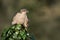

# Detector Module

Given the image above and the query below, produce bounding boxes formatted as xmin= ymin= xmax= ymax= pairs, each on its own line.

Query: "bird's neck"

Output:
xmin=21 ymin=12 xmax=26 ymax=15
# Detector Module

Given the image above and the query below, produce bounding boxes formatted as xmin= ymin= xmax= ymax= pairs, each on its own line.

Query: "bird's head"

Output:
xmin=20 ymin=9 xmax=29 ymax=14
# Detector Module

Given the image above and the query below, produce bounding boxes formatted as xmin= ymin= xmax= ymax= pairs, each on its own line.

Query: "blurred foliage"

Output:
xmin=1 ymin=24 xmax=29 ymax=40
xmin=0 ymin=0 xmax=60 ymax=40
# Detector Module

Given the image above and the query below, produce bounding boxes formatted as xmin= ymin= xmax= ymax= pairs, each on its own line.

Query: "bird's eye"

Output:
xmin=21 ymin=9 xmax=27 ymax=11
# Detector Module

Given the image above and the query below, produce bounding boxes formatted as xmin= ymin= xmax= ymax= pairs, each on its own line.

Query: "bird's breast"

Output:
xmin=16 ymin=14 xmax=26 ymax=24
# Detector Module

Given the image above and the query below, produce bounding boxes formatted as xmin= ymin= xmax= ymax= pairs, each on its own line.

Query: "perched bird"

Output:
xmin=12 ymin=9 xmax=29 ymax=30
xmin=1 ymin=9 xmax=35 ymax=40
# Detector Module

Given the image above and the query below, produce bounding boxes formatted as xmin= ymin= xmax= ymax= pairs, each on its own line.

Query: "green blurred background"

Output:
xmin=0 ymin=0 xmax=60 ymax=40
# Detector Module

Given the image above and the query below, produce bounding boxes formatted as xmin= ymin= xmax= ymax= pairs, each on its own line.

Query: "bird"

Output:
xmin=12 ymin=9 xmax=29 ymax=30
xmin=1 ymin=9 xmax=35 ymax=40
